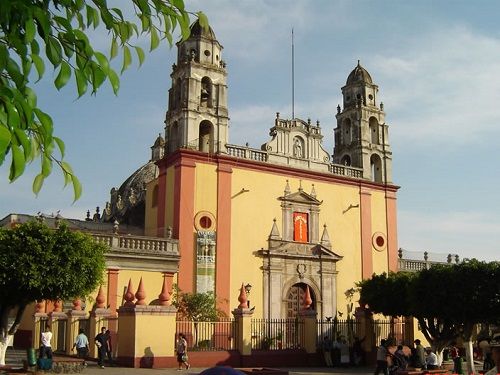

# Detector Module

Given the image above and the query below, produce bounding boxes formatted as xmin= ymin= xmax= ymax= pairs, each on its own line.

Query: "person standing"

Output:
xmin=39 ymin=326 xmax=53 ymax=359
xmin=374 ymin=339 xmax=388 ymax=375
xmin=95 ymin=327 xmax=107 ymax=369
xmin=485 ymin=333 xmax=500 ymax=375
xmin=176 ymin=333 xmax=190 ymax=371
xmin=321 ymin=336 xmax=333 ymax=367
xmin=72 ymin=328 xmax=89 ymax=366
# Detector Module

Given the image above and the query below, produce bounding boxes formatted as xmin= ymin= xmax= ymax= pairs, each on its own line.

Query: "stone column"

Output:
xmin=65 ymin=308 xmax=87 ymax=355
xmin=49 ymin=310 xmax=67 ymax=352
xmin=89 ymin=308 xmax=111 ymax=358
xmin=231 ymin=284 xmax=254 ymax=357
xmin=355 ymin=305 xmax=374 ymax=353
xmin=33 ymin=313 xmax=47 ymax=349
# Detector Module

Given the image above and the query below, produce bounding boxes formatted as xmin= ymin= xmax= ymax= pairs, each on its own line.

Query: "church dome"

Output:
xmin=346 ymin=61 xmax=373 ymax=85
xmin=190 ymin=19 xmax=217 ymax=39
xmin=103 ymin=161 xmax=158 ymax=227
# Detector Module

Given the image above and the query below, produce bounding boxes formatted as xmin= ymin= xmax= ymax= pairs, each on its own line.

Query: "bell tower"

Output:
xmin=165 ymin=21 xmax=229 ymax=155
xmin=333 ymin=61 xmax=392 ymax=183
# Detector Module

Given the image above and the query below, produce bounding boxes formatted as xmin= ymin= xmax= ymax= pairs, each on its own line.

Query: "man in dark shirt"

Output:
xmin=95 ymin=327 xmax=107 ymax=369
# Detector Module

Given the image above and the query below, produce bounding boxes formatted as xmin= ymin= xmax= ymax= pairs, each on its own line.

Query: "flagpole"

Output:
xmin=292 ymin=28 xmax=295 ymax=119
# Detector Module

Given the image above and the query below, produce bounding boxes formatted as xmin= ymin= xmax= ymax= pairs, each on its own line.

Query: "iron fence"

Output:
xmin=175 ymin=319 xmax=236 ymax=351
xmin=251 ymin=318 xmax=304 ymax=350
xmin=373 ymin=318 xmax=406 ymax=345
xmin=317 ymin=318 xmax=360 ymax=346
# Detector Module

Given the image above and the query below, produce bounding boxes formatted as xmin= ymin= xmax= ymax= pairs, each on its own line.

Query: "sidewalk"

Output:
xmin=80 ymin=362 xmax=374 ymax=375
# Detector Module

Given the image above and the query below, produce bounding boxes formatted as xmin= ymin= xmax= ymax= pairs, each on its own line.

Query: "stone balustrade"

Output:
xmin=91 ymin=233 xmax=179 ymax=256
xmin=226 ymin=144 xmax=364 ymax=178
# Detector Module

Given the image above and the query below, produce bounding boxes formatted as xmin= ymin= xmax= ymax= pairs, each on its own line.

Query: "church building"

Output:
xmin=132 ymin=21 xmax=399 ymax=319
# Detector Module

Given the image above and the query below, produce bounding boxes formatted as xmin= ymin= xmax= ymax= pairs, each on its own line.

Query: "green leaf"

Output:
xmin=0 ymin=125 xmax=12 ymax=165
xmin=41 ymin=155 xmax=52 ymax=177
xmin=171 ymin=0 xmax=185 ymax=11
xmin=90 ymin=64 xmax=106 ymax=93
xmin=71 ymin=174 xmax=82 ymax=202
xmin=75 ymin=69 xmax=88 ymax=97
xmin=134 ymin=46 xmax=145 ymax=67
xmin=94 ymin=51 xmax=109 ymax=74
xmin=31 ymin=39 xmax=40 ymax=55
xmin=110 ymin=8 xmax=124 ymax=20
xmin=33 ymin=7 xmax=50 ymax=39
xmin=25 ymin=18 xmax=36 ymax=43
xmin=121 ymin=45 xmax=131 ymax=73
xmin=140 ymin=14 xmax=150 ymax=32
xmin=108 ymin=69 xmax=120 ymax=95
xmin=30 ymin=54 xmax=45 ymax=82
xmin=197 ymin=12 xmax=209 ymax=31
xmin=179 ymin=12 xmax=191 ymax=40
xmin=53 ymin=137 xmax=65 ymax=158
xmin=33 ymin=173 xmax=45 ymax=195
xmin=25 ymin=87 xmax=37 ymax=108
xmin=14 ymin=129 xmax=31 ymax=160
xmin=55 ymin=61 xmax=71 ymax=90
xmin=46 ymin=37 xmax=63 ymax=67
xmin=6 ymin=102 xmax=20 ymax=129
xmin=61 ymin=161 xmax=74 ymax=186
xmin=110 ymin=37 xmax=118 ymax=60
xmin=9 ymin=144 xmax=25 ymax=181
xmin=150 ymin=27 xmax=159 ymax=51
xmin=34 ymin=109 xmax=53 ymax=139
xmin=0 ymin=44 xmax=7 ymax=72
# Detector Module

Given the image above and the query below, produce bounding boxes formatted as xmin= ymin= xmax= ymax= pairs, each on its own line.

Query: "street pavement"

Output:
xmin=80 ymin=362 xmax=374 ymax=375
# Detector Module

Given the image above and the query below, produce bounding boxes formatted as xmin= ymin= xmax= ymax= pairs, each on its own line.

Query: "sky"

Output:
xmin=1 ymin=0 xmax=499 ymax=262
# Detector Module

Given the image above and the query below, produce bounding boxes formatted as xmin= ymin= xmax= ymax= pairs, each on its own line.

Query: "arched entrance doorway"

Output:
xmin=285 ymin=282 xmax=316 ymax=318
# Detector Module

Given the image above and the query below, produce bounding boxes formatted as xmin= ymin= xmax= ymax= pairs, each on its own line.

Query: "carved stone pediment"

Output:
xmin=259 ymin=241 xmax=342 ymax=261
xmin=279 ymin=190 xmax=322 ymax=206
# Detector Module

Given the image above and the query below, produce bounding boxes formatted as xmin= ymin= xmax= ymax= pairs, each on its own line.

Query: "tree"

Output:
xmin=0 ymin=220 xmax=107 ymax=364
xmin=173 ymin=290 xmax=226 ymax=349
xmin=358 ymin=260 xmax=500 ymax=373
xmin=0 ymin=0 xmax=207 ymax=200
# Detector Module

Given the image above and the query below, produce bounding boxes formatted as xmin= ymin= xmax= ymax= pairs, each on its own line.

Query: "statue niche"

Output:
xmin=200 ymin=77 xmax=212 ymax=108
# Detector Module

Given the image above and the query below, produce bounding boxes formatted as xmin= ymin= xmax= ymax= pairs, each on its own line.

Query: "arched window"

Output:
xmin=199 ymin=121 xmax=213 ymax=153
xmin=370 ymin=154 xmax=383 ymax=182
xmin=369 ymin=117 xmax=379 ymax=144
xmin=200 ymin=77 xmax=212 ymax=108
xmin=341 ymin=154 xmax=351 ymax=166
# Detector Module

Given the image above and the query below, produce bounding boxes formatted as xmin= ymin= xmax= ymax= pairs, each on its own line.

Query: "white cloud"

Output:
xmin=372 ymin=25 xmax=500 ymax=146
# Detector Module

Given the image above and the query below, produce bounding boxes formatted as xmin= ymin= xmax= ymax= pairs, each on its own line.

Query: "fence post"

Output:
xmin=300 ymin=309 xmax=318 ymax=354
xmin=355 ymin=304 xmax=374 ymax=361
xmin=232 ymin=284 xmax=255 ymax=356
xmin=231 ymin=308 xmax=254 ymax=355
xmin=32 ymin=314 xmax=47 ymax=350
xmin=89 ymin=307 xmax=111 ymax=358
xmin=116 ymin=304 xmax=177 ymax=368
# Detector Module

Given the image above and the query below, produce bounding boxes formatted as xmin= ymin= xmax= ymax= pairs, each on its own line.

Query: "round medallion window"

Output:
xmin=204 ymin=50 xmax=211 ymax=57
xmin=194 ymin=211 xmax=216 ymax=231
xmin=372 ymin=232 xmax=387 ymax=252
